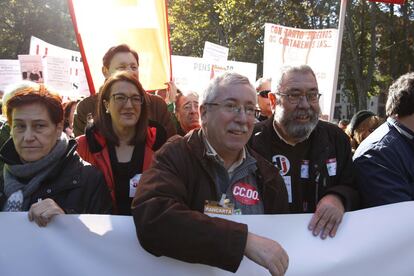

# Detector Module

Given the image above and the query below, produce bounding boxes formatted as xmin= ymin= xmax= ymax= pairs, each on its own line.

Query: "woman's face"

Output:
xmin=104 ymin=80 xmax=143 ymax=130
xmin=355 ymin=117 xmax=381 ymax=144
xmin=11 ymin=102 xmax=62 ymax=162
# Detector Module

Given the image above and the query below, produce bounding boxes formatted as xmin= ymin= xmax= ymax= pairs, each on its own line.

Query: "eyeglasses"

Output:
xmin=258 ymin=90 xmax=271 ymax=98
xmin=204 ymin=102 xmax=256 ymax=117
xmin=111 ymin=93 xmax=143 ymax=106
xmin=275 ymin=91 xmax=321 ymax=105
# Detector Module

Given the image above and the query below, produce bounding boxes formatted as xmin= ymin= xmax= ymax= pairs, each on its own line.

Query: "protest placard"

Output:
xmin=18 ymin=55 xmax=44 ymax=84
xmin=263 ymin=23 xmax=338 ymax=119
xmin=203 ymin=41 xmax=229 ymax=64
xmin=0 ymin=60 xmax=22 ymax=93
xmin=172 ymin=55 xmax=256 ymax=95
xmin=30 ymin=36 xmax=89 ymax=97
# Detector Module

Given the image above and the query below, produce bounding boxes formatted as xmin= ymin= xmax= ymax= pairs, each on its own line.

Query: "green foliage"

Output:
xmin=168 ymin=0 xmax=344 ymax=77
xmin=0 ymin=0 xmax=77 ymax=59
xmin=341 ymin=0 xmax=414 ymax=111
xmin=1 ymin=0 xmax=413 ymax=113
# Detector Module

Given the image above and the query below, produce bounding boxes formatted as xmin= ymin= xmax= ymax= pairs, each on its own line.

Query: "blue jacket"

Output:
xmin=353 ymin=117 xmax=414 ymax=208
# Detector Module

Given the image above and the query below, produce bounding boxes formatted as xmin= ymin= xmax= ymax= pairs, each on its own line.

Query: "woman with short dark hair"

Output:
xmin=0 ymin=82 xmax=111 ymax=226
xmin=77 ymin=71 xmax=166 ymax=215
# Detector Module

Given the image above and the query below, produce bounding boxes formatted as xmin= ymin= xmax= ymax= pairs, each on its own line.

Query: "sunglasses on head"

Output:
xmin=258 ymin=90 xmax=271 ymax=98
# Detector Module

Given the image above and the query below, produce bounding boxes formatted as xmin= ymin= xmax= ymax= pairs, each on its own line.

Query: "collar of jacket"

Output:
xmin=387 ymin=117 xmax=414 ymax=140
xmin=84 ymin=120 xmax=166 ymax=154
xmin=184 ymin=128 xmax=282 ymax=201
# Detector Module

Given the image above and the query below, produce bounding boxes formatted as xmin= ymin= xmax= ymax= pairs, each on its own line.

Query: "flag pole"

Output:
xmin=329 ymin=0 xmax=347 ymax=121
xmin=67 ymin=0 xmax=96 ymax=95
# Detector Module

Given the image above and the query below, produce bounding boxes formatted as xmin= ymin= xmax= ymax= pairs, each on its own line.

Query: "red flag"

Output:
xmin=369 ymin=0 xmax=405 ymax=4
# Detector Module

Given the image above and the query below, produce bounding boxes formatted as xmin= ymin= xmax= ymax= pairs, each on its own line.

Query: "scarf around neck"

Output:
xmin=3 ymin=133 xmax=69 ymax=211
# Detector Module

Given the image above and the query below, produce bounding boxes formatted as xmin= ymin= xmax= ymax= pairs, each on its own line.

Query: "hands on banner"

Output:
xmin=245 ymin=232 xmax=289 ymax=276
xmin=308 ymin=194 xmax=344 ymax=239
xmin=28 ymin=198 xmax=65 ymax=227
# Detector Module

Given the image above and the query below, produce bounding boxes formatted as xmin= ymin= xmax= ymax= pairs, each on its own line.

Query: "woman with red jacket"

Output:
xmin=77 ymin=72 xmax=166 ymax=215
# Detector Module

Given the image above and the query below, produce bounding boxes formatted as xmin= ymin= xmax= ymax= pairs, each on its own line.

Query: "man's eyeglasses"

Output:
xmin=275 ymin=91 xmax=321 ymax=105
xmin=204 ymin=102 xmax=256 ymax=117
xmin=111 ymin=93 xmax=144 ymax=106
xmin=258 ymin=90 xmax=271 ymax=98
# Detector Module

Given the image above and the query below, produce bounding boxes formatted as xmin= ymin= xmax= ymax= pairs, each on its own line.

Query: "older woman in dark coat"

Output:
xmin=0 ymin=82 xmax=111 ymax=226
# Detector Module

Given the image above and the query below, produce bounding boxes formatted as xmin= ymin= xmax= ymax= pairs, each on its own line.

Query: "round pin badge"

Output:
xmin=232 ymin=182 xmax=260 ymax=205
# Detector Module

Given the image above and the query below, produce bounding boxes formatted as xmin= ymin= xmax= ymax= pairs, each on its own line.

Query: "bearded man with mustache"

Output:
xmin=250 ymin=65 xmax=359 ymax=240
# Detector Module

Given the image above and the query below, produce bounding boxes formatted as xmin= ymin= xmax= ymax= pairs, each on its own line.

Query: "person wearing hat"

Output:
xmin=345 ymin=110 xmax=383 ymax=153
xmin=255 ymin=77 xmax=273 ymax=121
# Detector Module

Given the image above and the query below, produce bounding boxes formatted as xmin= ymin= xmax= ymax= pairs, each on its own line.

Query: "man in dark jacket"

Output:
xmin=353 ymin=72 xmax=414 ymax=207
xmin=133 ymin=72 xmax=289 ymax=275
xmin=250 ymin=65 xmax=359 ymax=240
xmin=73 ymin=44 xmax=176 ymax=137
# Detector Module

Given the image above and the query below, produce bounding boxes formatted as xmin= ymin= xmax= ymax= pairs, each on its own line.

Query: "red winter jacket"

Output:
xmin=76 ymin=123 xmax=166 ymax=213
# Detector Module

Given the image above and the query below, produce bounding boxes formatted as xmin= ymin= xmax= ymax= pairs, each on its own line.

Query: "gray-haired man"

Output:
xmin=250 ymin=65 xmax=359 ymax=239
xmin=133 ymin=72 xmax=290 ymax=275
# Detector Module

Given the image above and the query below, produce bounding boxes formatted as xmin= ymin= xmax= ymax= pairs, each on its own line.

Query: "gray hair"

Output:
xmin=255 ymin=77 xmax=272 ymax=91
xmin=175 ymin=90 xmax=199 ymax=112
xmin=2 ymin=81 xmax=39 ymax=115
xmin=273 ymin=65 xmax=317 ymax=94
xmin=201 ymin=72 xmax=255 ymax=105
xmin=386 ymin=72 xmax=414 ymax=117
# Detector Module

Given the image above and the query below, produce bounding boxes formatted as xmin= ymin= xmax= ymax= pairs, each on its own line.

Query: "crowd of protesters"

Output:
xmin=0 ymin=43 xmax=413 ymax=276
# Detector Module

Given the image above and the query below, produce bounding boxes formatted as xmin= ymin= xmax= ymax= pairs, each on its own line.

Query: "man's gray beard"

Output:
xmin=274 ymin=106 xmax=320 ymax=143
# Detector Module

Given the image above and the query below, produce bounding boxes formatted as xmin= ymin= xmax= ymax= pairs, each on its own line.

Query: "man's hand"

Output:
xmin=308 ymin=194 xmax=345 ymax=239
xmin=28 ymin=198 xmax=65 ymax=227
xmin=164 ymin=80 xmax=178 ymax=105
xmin=244 ymin=232 xmax=289 ymax=276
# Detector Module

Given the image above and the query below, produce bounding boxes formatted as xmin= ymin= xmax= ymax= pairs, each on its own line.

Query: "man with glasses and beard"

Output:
xmin=250 ymin=65 xmax=359 ymax=240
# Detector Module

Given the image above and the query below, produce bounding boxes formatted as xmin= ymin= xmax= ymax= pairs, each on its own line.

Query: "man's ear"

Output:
xmin=175 ymin=110 xmax=181 ymax=122
xmin=102 ymin=66 xmax=109 ymax=79
xmin=199 ymin=105 xmax=207 ymax=120
xmin=269 ymin=92 xmax=278 ymax=108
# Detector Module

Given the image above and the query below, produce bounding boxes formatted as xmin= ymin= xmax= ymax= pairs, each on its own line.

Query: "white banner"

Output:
xmin=29 ymin=36 xmax=89 ymax=97
xmin=172 ymin=55 xmax=257 ymax=96
xmin=0 ymin=60 xmax=22 ymax=93
xmin=263 ymin=23 xmax=338 ymax=120
xmin=1 ymin=202 xmax=414 ymax=275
